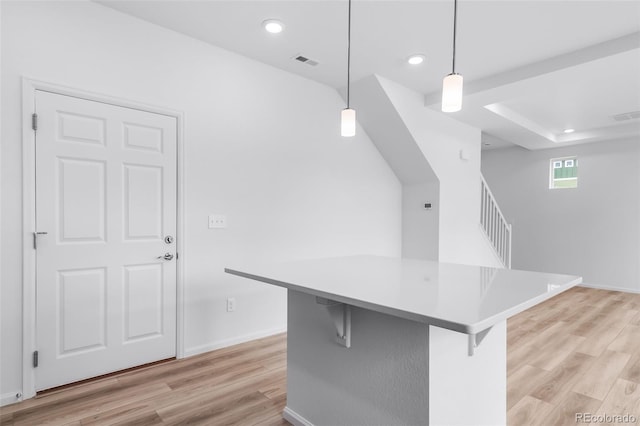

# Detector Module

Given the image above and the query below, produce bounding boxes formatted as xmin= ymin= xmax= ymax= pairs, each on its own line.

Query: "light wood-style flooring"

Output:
xmin=2 ymin=286 xmax=640 ymax=425
xmin=507 ymin=286 xmax=640 ymax=425
xmin=0 ymin=334 xmax=288 ymax=426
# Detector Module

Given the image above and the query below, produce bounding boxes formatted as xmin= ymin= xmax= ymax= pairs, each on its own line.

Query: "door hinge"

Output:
xmin=33 ymin=351 xmax=39 ymax=368
xmin=32 ymin=113 xmax=38 ymax=131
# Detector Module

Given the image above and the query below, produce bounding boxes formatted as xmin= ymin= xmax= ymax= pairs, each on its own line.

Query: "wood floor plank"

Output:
xmin=117 ymin=340 xmax=285 ymax=388
xmin=623 ymin=297 xmax=640 ymax=311
xmin=507 ymin=321 xmax=569 ymax=374
xmin=12 ymin=383 xmax=171 ymax=426
xmin=608 ymin=324 xmax=640 ymax=355
xmin=528 ymin=334 xmax=586 ymax=371
xmin=155 ymin=368 xmax=286 ymax=423
xmin=259 ymin=352 xmax=288 ymax=371
xmin=252 ymin=411 xmax=291 ymax=426
xmin=596 ymin=379 xmax=640 ymax=425
xmin=80 ymin=404 xmax=163 ymax=426
xmin=508 ymin=317 xmax=559 ymax=348
xmin=259 ymin=377 xmax=287 ymax=400
xmin=160 ymin=391 xmax=270 ymax=425
xmin=620 ymin=354 xmax=640 ymax=385
xmin=0 ymin=378 xmax=120 ymax=416
xmin=507 ymin=365 xmax=550 ymax=410
xmin=575 ymin=310 xmax=638 ymax=357
xmin=541 ymin=391 xmax=602 ymax=426
xmin=212 ymin=393 xmax=286 ymax=426
xmin=572 ymin=350 xmax=632 ymax=400
xmin=166 ymin=361 xmax=267 ymax=391
xmin=567 ymin=311 xmax=609 ymax=337
xmin=530 ymin=351 xmax=596 ymax=404
xmin=507 ymin=395 xmax=555 ymax=426
xmin=507 ymin=311 xmax=535 ymax=329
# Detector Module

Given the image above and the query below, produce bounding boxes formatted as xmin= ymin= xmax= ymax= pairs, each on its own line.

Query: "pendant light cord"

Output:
xmin=347 ymin=0 xmax=352 ymax=108
xmin=452 ymin=0 xmax=458 ymax=74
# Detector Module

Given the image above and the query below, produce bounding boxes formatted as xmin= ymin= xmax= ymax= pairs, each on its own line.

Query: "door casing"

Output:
xmin=21 ymin=77 xmax=186 ymax=400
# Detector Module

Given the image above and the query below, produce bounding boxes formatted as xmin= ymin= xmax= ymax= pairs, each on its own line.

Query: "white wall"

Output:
xmin=482 ymin=139 xmax=640 ymax=292
xmin=402 ymin=183 xmax=439 ymax=260
xmin=376 ymin=77 xmax=503 ymax=267
xmin=350 ymin=75 xmax=440 ymax=261
xmin=0 ymin=1 xmax=401 ymax=401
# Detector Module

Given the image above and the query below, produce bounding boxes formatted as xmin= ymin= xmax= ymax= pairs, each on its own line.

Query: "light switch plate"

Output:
xmin=208 ymin=214 xmax=227 ymax=229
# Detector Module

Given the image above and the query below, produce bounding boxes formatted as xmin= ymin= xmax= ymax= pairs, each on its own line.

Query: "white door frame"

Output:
xmin=21 ymin=77 xmax=186 ymax=400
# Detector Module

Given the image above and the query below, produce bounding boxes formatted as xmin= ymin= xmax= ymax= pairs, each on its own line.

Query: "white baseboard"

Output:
xmin=283 ymin=406 xmax=315 ymax=426
xmin=579 ymin=283 xmax=640 ymax=294
xmin=1 ymin=391 xmax=23 ymax=407
xmin=183 ymin=326 xmax=287 ymax=358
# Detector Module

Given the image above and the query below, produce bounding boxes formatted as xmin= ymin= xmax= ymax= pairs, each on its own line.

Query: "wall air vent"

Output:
xmin=292 ymin=54 xmax=319 ymax=67
xmin=612 ymin=111 xmax=640 ymax=121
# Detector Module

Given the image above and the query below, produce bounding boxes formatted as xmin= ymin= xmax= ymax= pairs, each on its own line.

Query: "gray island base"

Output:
xmin=226 ymin=256 xmax=581 ymax=426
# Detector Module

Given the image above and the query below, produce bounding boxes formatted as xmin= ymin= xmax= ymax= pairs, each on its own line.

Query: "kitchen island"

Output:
xmin=226 ymin=256 xmax=581 ymax=426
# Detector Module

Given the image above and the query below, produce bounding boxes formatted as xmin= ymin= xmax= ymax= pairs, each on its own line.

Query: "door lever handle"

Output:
xmin=157 ymin=253 xmax=174 ymax=261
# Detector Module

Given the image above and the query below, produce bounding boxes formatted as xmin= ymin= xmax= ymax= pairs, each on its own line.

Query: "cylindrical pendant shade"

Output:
xmin=341 ymin=108 xmax=356 ymax=137
xmin=441 ymin=73 xmax=463 ymax=112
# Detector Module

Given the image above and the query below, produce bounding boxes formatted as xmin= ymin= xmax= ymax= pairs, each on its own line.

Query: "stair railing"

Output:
xmin=480 ymin=175 xmax=512 ymax=269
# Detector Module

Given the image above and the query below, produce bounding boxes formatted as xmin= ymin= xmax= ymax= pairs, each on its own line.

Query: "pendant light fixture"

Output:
xmin=341 ymin=0 xmax=356 ymax=137
xmin=442 ymin=0 xmax=463 ymax=113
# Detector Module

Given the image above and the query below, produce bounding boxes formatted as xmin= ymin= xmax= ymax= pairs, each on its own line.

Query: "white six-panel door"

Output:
xmin=34 ymin=91 xmax=177 ymax=391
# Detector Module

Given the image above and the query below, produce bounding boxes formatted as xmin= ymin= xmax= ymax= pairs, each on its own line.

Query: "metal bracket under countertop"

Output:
xmin=467 ymin=326 xmax=493 ymax=356
xmin=316 ymin=296 xmax=351 ymax=348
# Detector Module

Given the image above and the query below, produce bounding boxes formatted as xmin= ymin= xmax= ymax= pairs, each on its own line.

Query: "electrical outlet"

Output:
xmin=226 ymin=297 xmax=236 ymax=312
xmin=208 ymin=214 xmax=227 ymax=229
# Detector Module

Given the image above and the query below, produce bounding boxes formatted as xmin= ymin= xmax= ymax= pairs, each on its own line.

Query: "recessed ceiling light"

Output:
xmin=407 ymin=54 xmax=426 ymax=65
xmin=563 ymin=128 xmax=575 ymax=134
xmin=263 ymin=19 xmax=284 ymax=34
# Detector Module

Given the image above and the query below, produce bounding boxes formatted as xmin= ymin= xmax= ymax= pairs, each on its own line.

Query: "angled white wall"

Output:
xmin=0 ymin=1 xmax=401 ymax=403
xmin=353 ymin=75 xmax=502 ymax=267
xmin=351 ymin=76 xmax=439 ymax=260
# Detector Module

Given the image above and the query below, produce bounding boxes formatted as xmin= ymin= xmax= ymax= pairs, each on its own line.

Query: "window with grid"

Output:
xmin=549 ymin=157 xmax=578 ymax=189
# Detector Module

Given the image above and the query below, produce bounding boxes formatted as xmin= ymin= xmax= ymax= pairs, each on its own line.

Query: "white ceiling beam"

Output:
xmin=424 ymin=31 xmax=640 ymax=106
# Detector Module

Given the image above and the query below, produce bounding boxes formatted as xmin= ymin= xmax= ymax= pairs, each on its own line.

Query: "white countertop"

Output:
xmin=225 ymin=255 xmax=581 ymax=334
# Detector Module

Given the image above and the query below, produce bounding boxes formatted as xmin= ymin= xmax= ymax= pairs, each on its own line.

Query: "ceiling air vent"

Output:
xmin=612 ymin=111 xmax=640 ymax=121
xmin=292 ymin=54 xmax=319 ymax=67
